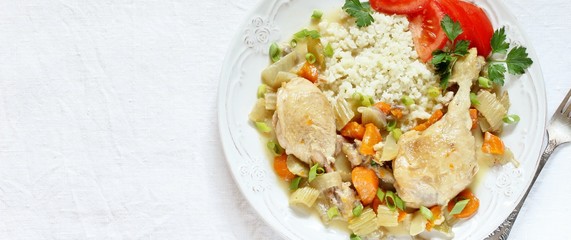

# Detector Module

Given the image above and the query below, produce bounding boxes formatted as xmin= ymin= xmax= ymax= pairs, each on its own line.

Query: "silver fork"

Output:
xmin=487 ymin=89 xmax=571 ymax=240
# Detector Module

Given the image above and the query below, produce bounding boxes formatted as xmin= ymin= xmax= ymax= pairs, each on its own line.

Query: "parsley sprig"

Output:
xmin=431 ymin=15 xmax=469 ymax=89
xmin=486 ymin=27 xmax=533 ymax=85
xmin=342 ymin=0 xmax=374 ymax=28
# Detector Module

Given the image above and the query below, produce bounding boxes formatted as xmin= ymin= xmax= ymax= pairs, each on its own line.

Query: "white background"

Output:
xmin=0 ymin=0 xmax=569 ymax=239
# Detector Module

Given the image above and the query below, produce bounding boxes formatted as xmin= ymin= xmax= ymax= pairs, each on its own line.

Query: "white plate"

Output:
xmin=217 ymin=0 xmax=546 ymax=239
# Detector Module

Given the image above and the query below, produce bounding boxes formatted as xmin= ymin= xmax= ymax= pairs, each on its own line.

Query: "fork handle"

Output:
xmin=486 ymin=139 xmax=558 ymax=240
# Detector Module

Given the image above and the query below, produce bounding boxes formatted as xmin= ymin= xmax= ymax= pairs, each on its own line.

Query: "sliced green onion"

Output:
xmin=294 ymin=29 xmax=308 ymax=39
xmin=327 ymin=206 xmax=340 ymax=219
xmin=294 ymin=29 xmax=320 ymax=39
xmin=305 ymin=53 xmax=316 ymax=64
xmin=266 ymin=140 xmax=283 ymax=156
xmin=470 ymin=92 xmax=480 ymax=106
xmin=257 ymin=85 xmax=267 ymax=98
xmin=419 ymin=206 xmax=433 ymax=220
xmin=361 ymin=95 xmax=374 ymax=107
xmin=324 ymin=43 xmax=334 ymax=57
xmin=386 ymin=120 xmax=397 ymax=132
xmin=376 ymin=189 xmax=385 ymax=202
xmin=290 ymin=39 xmax=297 ymax=48
xmin=394 ymin=194 xmax=405 ymax=211
xmin=350 ymin=234 xmax=362 ymax=240
xmin=503 ymin=114 xmax=520 ymax=124
xmin=392 ymin=129 xmax=402 ymax=141
xmin=352 ymin=203 xmax=364 ymax=217
xmin=290 ymin=176 xmax=302 ymax=191
xmin=478 ymin=77 xmax=492 ymax=88
xmin=427 ymin=86 xmax=440 ymax=98
xmin=384 ymin=191 xmax=396 ymax=211
xmin=401 ymin=95 xmax=414 ymax=106
xmin=269 ymin=42 xmax=281 ymax=63
xmin=316 ymin=167 xmax=325 ymax=175
xmin=370 ymin=161 xmax=379 ymax=167
xmin=311 ymin=10 xmax=323 ymax=20
xmin=305 ymin=30 xmax=321 ymax=39
xmin=308 ymin=163 xmax=319 ymax=182
xmin=255 ymin=122 xmax=272 ymax=133
xmin=449 ymin=199 xmax=470 ymax=215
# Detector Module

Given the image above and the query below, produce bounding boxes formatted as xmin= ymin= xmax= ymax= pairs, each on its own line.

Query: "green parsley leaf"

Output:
xmin=440 ymin=15 xmax=463 ymax=42
xmin=488 ymin=63 xmax=507 ymax=86
xmin=453 ymin=40 xmax=470 ymax=56
xmin=491 ymin=27 xmax=510 ymax=54
xmin=343 ymin=0 xmax=374 ymax=28
xmin=506 ymin=46 xmax=533 ymax=75
xmin=431 ymin=51 xmax=451 ymax=65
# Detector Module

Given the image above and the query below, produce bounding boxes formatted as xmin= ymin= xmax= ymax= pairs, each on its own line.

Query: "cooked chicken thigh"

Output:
xmin=393 ymin=49 xmax=483 ymax=208
xmin=274 ymin=78 xmax=337 ymax=166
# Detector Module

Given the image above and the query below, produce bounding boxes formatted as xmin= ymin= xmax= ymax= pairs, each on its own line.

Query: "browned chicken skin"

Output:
xmin=393 ymin=49 xmax=483 ymax=208
xmin=274 ymin=78 xmax=337 ymax=166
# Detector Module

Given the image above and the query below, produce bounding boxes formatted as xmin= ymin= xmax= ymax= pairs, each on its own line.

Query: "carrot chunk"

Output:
xmin=413 ymin=109 xmax=443 ymax=131
xmin=351 ymin=167 xmax=379 ymax=206
xmin=447 ymin=189 xmax=480 ymax=219
xmin=469 ymin=108 xmax=478 ymax=130
xmin=297 ymin=61 xmax=318 ymax=83
xmin=273 ymin=154 xmax=295 ymax=181
xmin=374 ymin=102 xmax=392 ymax=114
xmin=360 ymin=123 xmax=382 ymax=156
xmin=482 ymin=132 xmax=505 ymax=155
xmin=341 ymin=121 xmax=365 ymax=140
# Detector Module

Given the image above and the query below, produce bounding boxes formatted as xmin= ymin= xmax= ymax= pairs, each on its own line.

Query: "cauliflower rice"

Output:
xmin=316 ymin=10 xmax=451 ymax=128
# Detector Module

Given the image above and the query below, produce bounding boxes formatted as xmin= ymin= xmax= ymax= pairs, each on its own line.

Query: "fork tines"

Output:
xmin=557 ymin=89 xmax=571 ymax=115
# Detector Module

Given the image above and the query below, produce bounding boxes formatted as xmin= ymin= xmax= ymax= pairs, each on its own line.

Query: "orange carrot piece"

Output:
xmin=447 ymin=189 xmax=480 ymax=219
xmin=273 ymin=154 xmax=295 ymax=181
xmin=351 ymin=167 xmax=379 ymax=206
xmin=390 ymin=108 xmax=403 ymax=119
xmin=425 ymin=205 xmax=442 ymax=231
xmin=425 ymin=221 xmax=434 ymax=231
xmin=374 ymin=102 xmax=392 ymax=114
xmin=372 ymin=194 xmax=382 ymax=214
xmin=360 ymin=123 xmax=382 ymax=156
xmin=469 ymin=109 xmax=478 ymax=130
xmin=413 ymin=123 xmax=428 ymax=131
xmin=398 ymin=209 xmax=407 ymax=222
xmin=427 ymin=109 xmax=444 ymax=123
xmin=340 ymin=121 xmax=365 ymax=140
xmin=413 ymin=109 xmax=443 ymax=131
xmin=482 ymin=132 xmax=505 ymax=155
xmin=297 ymin=61 xmax=318 ymax=83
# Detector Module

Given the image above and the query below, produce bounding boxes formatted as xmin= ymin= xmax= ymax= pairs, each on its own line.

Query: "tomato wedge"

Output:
xmin=409 ymin=0 xmax=448 ymax=62
xmin=370 ymin=0 xmax=430 ymax=15
xmin=438 ymin=0 xmax=494 ymax=57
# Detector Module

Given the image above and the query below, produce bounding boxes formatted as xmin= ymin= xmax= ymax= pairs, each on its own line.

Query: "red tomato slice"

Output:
xmin=439 ymin=0 xmax=494 ymax=57
xmin=370 ymin=0 xmax=430 ymax=14
xmin=409 ymin=0 xmax=448 ymax=62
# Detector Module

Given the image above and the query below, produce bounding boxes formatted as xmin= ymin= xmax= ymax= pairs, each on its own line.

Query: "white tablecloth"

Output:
xmin=0 ymin=0 xmax=569 ymax=239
